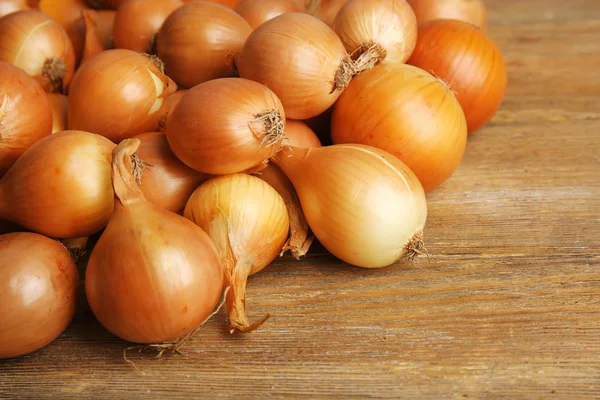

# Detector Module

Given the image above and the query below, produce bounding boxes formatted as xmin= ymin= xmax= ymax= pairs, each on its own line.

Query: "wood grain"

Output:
xmin=1 ymin=0 xmax=599 ymax=398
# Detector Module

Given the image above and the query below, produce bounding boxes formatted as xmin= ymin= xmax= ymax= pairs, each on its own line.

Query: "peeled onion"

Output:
xmin=68 ymin=49 xmax=177 ymax=142
xmin=274 ymin=144 xmax=428 ymax=268
xmin=0 ymin=232 xmax=78 ymax=359
xmin=408 ymin=0 xmax=487 ymax=30
xmin=86 ymin=139 xmax=224 ymax=344
xmin=0 ymin=62 xmax=53 ymax=175
xmin=408 ymin=19 xmax=507 ymax=133
xmin=235 ymin=0 xmax=303 ymax=28
xmin=156 ymin=2 xmax=251 ymax=88
xmin=0 ymin=11 xmax=76 ymax=93
xmin=166 ymin=78 xmax=286 ymax=175
xmin=113 ymin=0 xmax=182 ymax=53
xmin=332 ymin=63 xmax=467 ymax=191
xmin=0 ymin=130 xmax=115 ymax=238
xmin=48 ymin=93 xmax=69 ymax=134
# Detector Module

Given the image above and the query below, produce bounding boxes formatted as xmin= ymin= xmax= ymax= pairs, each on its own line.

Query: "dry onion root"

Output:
xmin=184 ymin=174 xmax=290 ymax=333
xmin=86 ymin=139 xmax=224 ymax=344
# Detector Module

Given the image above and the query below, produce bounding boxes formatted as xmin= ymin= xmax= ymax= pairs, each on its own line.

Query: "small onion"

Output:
xmin=333 ymin=0 xmax=417 ymax=65
xmin=285 ymin=120 xmax=322 ymax=148
xmin=47 ymin=93 xmax=69 ymax=133
xmin=238 ymin=12 xmax=376 ymax=120
xmin=0 ymin=232 xmax=78 ymax=359
xmin=273 ymin=144 xmax=428 ymax=268
xmin=0 ymin=130 xmax=115 ymax=238
xmin=166 ymin=78 xmax=286 ymax=175
xmin=332 ymin=63 xmax=467 ymax=191
xmin=68 ymin=49 xmax=177 ymax=142
xmin=156 ymin=2 xmax=251 ymax=88
xmin=86 ymin=139 xmax=224 ymax=344
xmin=407 ymin=19 xmax=507 ymax=133
xmin=134 ymin=131 xmax=208 ymax=213
xmin=0 ymin=11 xmax=76 ymax=93
xmin=0 ymin=0 xmax=31 ymax=18
xmin=408 ymin=0 xmax=487 ymax=31
xmin=113 ymin=0 xmax=183 ymax=53
xmin=0 ymin=62 xmax=53 ymax=175
xmin=184 ymin=173 xmax=289 ymax=333
xmin=235 ymin=0 xmax=303 ymax=29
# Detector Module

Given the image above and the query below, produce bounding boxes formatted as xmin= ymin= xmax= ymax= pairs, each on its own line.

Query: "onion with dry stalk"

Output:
xmin=86 ymin=139 xmax=224 ymax=344
xmin=47 ymin=93 xmax=68 ymax=133
xmin=407 ymin=0 xmax=487 ymax=31
xmin=68 ymin=49 xmax=177 ymax=142
xmin=0 ymin=11 xmax=76 ymax=93
xmin=235 ymin=0 xmax=303 ymax=29
xmin=166 ymin=78 xmax=286 ymax=175
xmin=237 ymin=12 xmax=379 ymax=120
xmin=156 ymin=2 xmax=251 ymax=88
xmin=332 ymin=63 xmax=467 ymax=191
xmin=133 ymin=131 xmax=208 ymax=213
xmin=408 ymin=19 xmax=507 ymax=133
xmin=0 ymin=232 xmax=78 ymax=359
xmin=273 ymin=144 xmax=428 ymax=268
xmin=0 ymin=62 xmax=53 ymax=175
xmin=184 ymin=173 xmax=289 ymax=333
xmin=113 ymin=0 xmax=182 ymax=53
xmin=333 ymin=0 xmax=417 ymax=65
xmin=0 ymin=130 xmax=115 ymax=238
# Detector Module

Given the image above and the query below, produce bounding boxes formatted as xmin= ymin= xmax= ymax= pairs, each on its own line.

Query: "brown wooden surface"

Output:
xmin=1 ymin=0 xmax=600 ymax=398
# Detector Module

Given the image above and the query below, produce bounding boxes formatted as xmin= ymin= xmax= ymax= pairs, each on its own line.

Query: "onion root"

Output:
xmin=42 ymin=57 xmax=67 ymax=93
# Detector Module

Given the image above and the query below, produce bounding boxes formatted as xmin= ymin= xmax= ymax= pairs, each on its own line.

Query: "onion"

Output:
xmin=134 ymin=131 xmax=208 ymax=213
xmin=307 ymin=0 xmax=346 ymax=26
xmin=184 ymin=173 xmax=289 ymax=333
xmin=235 ymin=0 xmax=303 ymax=29
xmin=0 ymin=11 xmax=76 ymax=93
xmin=158 ymin=90 xmax=186 ymax=131
xmin=68 ymin=49 xmax=177 ymax=142
xmin=237 ymin=12 xmax=376 ymax=120
xmin=332 ymin=63 xmax=467 ymax=191
xmin=156 ymin=2 xmax=251 ymax=88
xmin=408 ymin=0 xmax=487 ymax=30
xmin=285 ymin=120 xmax=322 ymax=148
xmin=333 ymin=0 xmax=417 ymax=65
xmin=408 ymin=19 xmax=507 ymax=133
xmin=39 ymin=0 xmax=88 ymax=30
xmin=0 ymin=0 xmax=31 ymax=18
xmin=0 ymin=130 xmax=115 ymax=238
xmin=274 ymin=144 xmax=427 ymax=268
xmin=80 ymin=10 xmax=105 ymax=64
xmin=113 ymin=0 xmax=182 ymax=53
xmin=0 ymin=232 xmax=78 ymax=359
xmin=86 ymin=139 xmax=224 ymax=344
xmin=166 ymin=78 xmax=286 ymax=175
xmin=47 ymin=93 xmax=68 ymax=133
xmin=0 ymin=62 xmax=53 ymax=175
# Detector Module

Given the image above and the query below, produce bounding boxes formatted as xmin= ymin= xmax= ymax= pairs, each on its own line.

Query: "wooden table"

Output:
xmin=1 ymin=0 xmax=599 ymax=398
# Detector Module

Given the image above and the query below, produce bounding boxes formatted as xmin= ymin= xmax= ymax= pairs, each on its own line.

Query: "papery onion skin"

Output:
xmin=156 ymin=2 xmax=251 ymax=88
xmin=158 ymin=90 xmax=186 ymax=131
xmin=237 ymin=12 xmax=349 ymax=120
xmin=184 ymin=173 xmax=289 ymax=333
xmin=0 ymin=0 xmax=31 ymax=18
xmin=134 ymin=131 xmax=208 ymax=213
xmin=48 ymin=93 xmax=68 ymax=133
xmin=235 ymin=0 xmax=303 ymax=29
xmin=0 ymin=130 xmax=115 ymax=238
xmin=68 ymin=49 xmax=177 ymax=142
xmin=285 ymin=120 xmax=322 ymax=148
xmin=86 ymin=139 xmax=224 ymax=344
xmin=274 ymin=144 xmax=428 ymax=268
xmin=113 ymin=0 xmax=182 ymax=53
xmin=0 ymin=62 xmax=53 ymax=175
xmin=332 ymin=63 xmax=467 ymax=191
xmin=333 ymin=0 xmax=417 ymax=64
xmin=166 ymin=78 xmax=286 ymax=175
xmin=407 ymin=19 xmax=507 ymax=133
xmin=0 ymin=11 xmax=76 ymax=93
xmin=407 ymin=0 xmax=487 ymax=31
xmin=68 ymin=10 xmax=115 ymax=66
xmin=0 ymin=232 xmax=78 ymax=359
xmin=80 ymin=10 xmax=105 ymax=64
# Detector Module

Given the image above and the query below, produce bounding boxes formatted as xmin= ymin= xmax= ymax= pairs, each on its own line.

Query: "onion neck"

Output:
xmin=226 ymin=258 xmax=269 ymax=334
xmin=111 ymin=139 xmax=147 ymax=206
xmin=272 ymin=146 xmax=310 ymax=181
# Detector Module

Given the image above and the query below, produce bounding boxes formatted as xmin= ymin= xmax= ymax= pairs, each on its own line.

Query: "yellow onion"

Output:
xmin=184 ymin=173 xmax=289 ymax=333
xmin=274 ymin=144 xmax=427 ymax=268
xmin=47 ymin=93 xmax=68 ymax=134
xmin=86 ymin=139 xmax=224 ymax=344
xmin=0 ymin=11 xmax=76 ymax=93
xmin=68 ymin=49 xmax=177 ymax=142
xmin=156 ymin=2 xmax=251 ymax=88
xmin=0 ymin=130 xmax=115 ymax=238
xmin=0 ymin=62 xmax=53 ymax=175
